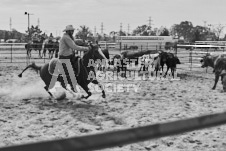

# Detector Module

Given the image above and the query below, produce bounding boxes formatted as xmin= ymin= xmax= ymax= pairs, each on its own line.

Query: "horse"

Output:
xmin=42 ymin=40 xmax=59 ymax=59
xmin=18 ymin=44 xmax=106 ymax=99
xmin=25 ymin=36 xmax=45 ymax=58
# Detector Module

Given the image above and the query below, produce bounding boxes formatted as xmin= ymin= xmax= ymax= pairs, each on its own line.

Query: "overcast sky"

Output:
xmin=0 ymin=0 xmax=226 ymax=37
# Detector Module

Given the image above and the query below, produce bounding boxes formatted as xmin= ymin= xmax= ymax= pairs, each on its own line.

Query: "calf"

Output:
xmin=200 ymin=53 xmax=226 ymax=89
xmin=163 ymin=53 xmax=181 ymax=78
xmin=151 ymin=55 xmax=161 ymax=76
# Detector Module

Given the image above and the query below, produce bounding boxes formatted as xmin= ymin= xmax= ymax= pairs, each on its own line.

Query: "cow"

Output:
xmin=151 ymin=55 xmax=161 ymax=76
xmin=163 ymin=53 xmax=181 ymax=78
xmin=220 ymin=69 xmax=226 ymax=92
xmin=200 ymin=53 xmax=226 ymax=90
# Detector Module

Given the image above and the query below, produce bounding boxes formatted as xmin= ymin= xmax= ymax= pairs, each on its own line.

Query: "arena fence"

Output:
xmin=1 ymin=42 xmax=226 ymax=72
xmin=176 ymin=45 xmax=226 ymax=72
xmin=0 ymin=111 xmax=226 ymax=151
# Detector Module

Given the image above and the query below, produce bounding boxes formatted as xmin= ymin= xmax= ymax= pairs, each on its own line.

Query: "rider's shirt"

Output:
xmin=58 ymin=33 xmax=89 ymax=57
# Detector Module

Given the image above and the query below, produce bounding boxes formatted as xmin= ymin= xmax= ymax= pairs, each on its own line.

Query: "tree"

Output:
xmin=159 ymin=27 xmax=170 ymax=36
xmin=119 ymin=30 xmax=126 ymax=36
xmin=75 ymin=25 xmax=93 ymax=41
xmin=170 ymin=21 xmax=194 ymax=42
xmin=4 ymin=32 xmax=9 ymax=41
xmin=132 ymin=25 xmax=152 ymax=36
xmin=25 ymin=25 xmax=42 ymax=42
xmin=212 ymin=24 xmax=225 ymax=40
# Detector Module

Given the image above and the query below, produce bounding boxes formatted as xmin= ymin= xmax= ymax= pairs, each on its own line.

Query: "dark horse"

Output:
xmin=25 ymin=36 xmax=45 ymax=58
xmin=42 ymin=40 xmax=59 ymax=59
xmin=18 ymin=44 xmax=106 ymax=99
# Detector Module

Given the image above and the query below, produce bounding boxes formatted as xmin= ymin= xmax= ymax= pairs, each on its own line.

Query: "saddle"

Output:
xmin=48 ymin=56 xmax=81 ymax=77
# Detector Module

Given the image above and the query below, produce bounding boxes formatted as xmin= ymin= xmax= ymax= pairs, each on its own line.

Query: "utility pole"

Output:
xmin=120 ymin=23 xmax=122 ymax=35
xmin=94 ymin=26 xmax=96 ymax=36
xmin=25 ymin=12 xmax=34 ymax=41
xmin=37 ymin=18 xmax=40 ymax=27
xmin=127 ymin=24 xmax=130 ymax=35
xmin=100 ymin=22 xmax=104 ymax=36
xmin=148 ymin=16 xmax=153 ymax=30
xmin=9 ymin=17 xmax=12 ymax=31
xmin=203 ymin=20 xmax=207 ymax=27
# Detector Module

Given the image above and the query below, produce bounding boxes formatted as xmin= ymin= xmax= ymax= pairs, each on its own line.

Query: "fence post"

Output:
xmin=119 ymin=42 xmax=121 ymax=53
xmin=190 ymin=48 xmax=192 ymax=71
xmin=11 ymin=44 xmax=13 ymax=63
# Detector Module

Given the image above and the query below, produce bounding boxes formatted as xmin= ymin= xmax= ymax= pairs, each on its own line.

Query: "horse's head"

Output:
xmin=82 ymin=43 xmax=106 ymax=65
xmin=159 ymin=51 xmax=168 ymax=63
xmin=90 ymin=44 xmax=106 ymax=61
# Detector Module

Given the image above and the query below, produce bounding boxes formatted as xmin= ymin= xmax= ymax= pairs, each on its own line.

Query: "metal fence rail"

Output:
xmin=1 ymin=43 xmax=226 ymax=72
xmin=0 ymin=111 xmax=226 ymax=151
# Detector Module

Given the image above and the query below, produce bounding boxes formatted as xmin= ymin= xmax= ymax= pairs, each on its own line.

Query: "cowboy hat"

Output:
xmin=63 ymin=25 xmax=75 ymax=32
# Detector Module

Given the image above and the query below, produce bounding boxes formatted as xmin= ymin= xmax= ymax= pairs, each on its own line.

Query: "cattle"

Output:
xmin=220 ymin=70 xmax=226 ymax=92
xmin=151 ymin=55 xmax=161 ymax=76
xmin=164 ymin=53 xmax=180 ymax=78
xmin=109 ymin=51 xmax=142 ymax=77
xmin=139 ymin=54 xmax=158 ymax=72
xmin=200 ymin=53 xmax=226 ymax=90
xmin=156 ymin=51 xmax=180 ymax=78
xmin=159 ymin=51 xmax=168 ymax=72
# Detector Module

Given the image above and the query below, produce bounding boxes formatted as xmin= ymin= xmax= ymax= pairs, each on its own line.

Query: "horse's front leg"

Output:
xmin=212 ymin=74 xmax=220 ymax=90
xmin=79 ymin=83 xmax=92 ymax=99
xmin=92 ymin=80 xmax=106 ymax=98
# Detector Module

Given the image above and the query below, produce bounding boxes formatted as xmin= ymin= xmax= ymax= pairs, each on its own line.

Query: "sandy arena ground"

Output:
xmin=0 ymin=62 xmax=226 ymax=151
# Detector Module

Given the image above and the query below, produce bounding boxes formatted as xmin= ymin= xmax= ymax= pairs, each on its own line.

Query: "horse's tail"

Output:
xmin=18 ymin=62 xmax=42 ymax=77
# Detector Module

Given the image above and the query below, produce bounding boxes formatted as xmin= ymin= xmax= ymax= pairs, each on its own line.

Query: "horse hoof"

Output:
xmin=81 ymin=95 xmax=89 ymax=99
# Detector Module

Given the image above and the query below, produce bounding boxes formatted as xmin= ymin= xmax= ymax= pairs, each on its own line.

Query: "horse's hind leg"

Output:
xmin=92 ymin=80 xmax=106 ymax=98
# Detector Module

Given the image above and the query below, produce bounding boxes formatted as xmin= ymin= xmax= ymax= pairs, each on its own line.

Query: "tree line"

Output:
xmin=0 ymin=21 xmax=226 ymax=43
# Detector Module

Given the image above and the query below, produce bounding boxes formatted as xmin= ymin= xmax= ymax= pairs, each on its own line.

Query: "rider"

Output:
xmin=58 ymin=25 xmax=90 ymax=76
